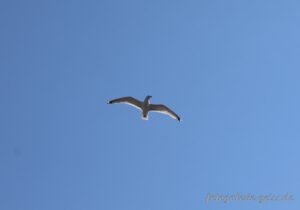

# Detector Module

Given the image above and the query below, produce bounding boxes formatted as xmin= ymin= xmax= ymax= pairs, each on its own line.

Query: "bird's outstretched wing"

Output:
xmin=149 ymin=104 xmax=181 ymax=121
xmin=108 ymin=96 xmax=143 ymax=110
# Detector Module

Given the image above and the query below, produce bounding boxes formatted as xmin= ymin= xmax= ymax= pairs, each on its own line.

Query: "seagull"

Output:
xmin=108 ymin=95 xmax=181 ymax=121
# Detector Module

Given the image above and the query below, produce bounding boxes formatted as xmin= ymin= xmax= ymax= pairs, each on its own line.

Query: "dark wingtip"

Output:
xmin=107 ymin=101 xmax=112 ymax=104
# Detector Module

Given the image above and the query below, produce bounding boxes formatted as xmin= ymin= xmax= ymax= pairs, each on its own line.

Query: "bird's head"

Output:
xmin=145 ymin=95 xmax=152 ymax=103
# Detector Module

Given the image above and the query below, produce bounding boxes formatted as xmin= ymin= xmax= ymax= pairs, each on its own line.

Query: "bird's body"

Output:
xmin=142 ymin=95 xmax=151 ymax=120
xmin=108 ymin=95 xmax=181 ymax=121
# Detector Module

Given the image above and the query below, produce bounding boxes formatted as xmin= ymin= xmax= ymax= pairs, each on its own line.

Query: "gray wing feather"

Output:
xmin=108 ymin=96 xmax=143 ymax=110
xmin=149 ymin=104 xmax=181 ymax=121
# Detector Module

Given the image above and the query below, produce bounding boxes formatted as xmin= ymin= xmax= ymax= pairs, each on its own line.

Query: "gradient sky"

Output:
xmin=1 ymin=0 xmax=300 ymax=210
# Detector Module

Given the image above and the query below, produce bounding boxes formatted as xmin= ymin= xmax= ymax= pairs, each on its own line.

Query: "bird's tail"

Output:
xmin=142 ymin=114 xmax=148 ymax=120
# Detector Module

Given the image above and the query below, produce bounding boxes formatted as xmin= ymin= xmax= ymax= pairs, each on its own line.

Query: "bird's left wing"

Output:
xmin=108 ymin=96 xmax=143 ymax=110
xmin=149 ymin=104 xmax=181 ymax=121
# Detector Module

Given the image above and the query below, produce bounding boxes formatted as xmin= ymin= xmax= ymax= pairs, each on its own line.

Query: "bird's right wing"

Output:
xmin=149 ymin=104 xmax=181 ymax=121
xmin=108 ymin=96 xmax=143 ymax=110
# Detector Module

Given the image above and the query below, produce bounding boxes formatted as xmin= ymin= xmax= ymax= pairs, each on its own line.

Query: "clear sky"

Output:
xmin=1 ymin=0 xmax=300 ymax=209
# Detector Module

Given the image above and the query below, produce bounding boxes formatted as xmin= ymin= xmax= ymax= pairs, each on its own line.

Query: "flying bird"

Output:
xmin=108 ymin=95 xmax=181 ymax=121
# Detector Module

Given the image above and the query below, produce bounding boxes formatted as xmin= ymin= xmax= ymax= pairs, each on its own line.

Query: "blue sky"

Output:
xmin=1 ymin=0 xmax=300 ymax=209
